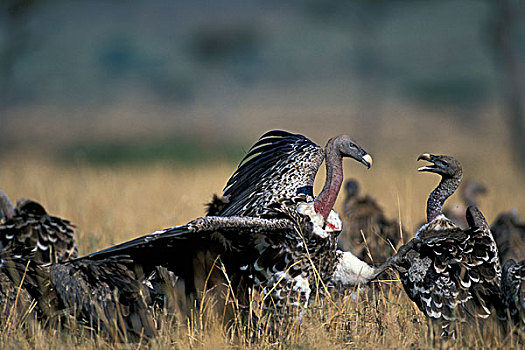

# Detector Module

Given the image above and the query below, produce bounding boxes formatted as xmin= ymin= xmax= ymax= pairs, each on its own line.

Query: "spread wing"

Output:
xmin=216 ymin=130 xmax=324 ymax=217
xmin=0 ymin=198 xmax=78 ymax=263
xmin=83 ymin=216 xmax=302 ymax=288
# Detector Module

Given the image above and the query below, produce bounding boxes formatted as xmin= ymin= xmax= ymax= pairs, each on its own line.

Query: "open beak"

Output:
xmin=417 ymin=153 xmax=436 ymax=172
xmin=361 ymin=153 xmax=373 ymax=169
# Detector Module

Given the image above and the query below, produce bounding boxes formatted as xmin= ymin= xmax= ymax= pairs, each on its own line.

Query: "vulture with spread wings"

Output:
xmin=81 ymin=130 xmax=377 ymax=318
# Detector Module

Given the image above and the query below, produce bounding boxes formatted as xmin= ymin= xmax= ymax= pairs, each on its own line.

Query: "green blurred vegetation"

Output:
xmin=61 ymin=137 xmax=245 ymax=165
xmin=0 ymin=0 xmax=524 ymax=168
xmin=406 ymin=76 xmax=490 ymax=108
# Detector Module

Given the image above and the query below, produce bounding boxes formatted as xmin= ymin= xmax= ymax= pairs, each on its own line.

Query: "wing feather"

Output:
xmin=83 ymin=216 xmax=298 ymax=278
xmin=219 ymin=130 xmax=324 ymax=217
xmin=0 ymin=197 xmax=78 ymax=263
xmin=393 ymin=207 xmax=503 ymax=336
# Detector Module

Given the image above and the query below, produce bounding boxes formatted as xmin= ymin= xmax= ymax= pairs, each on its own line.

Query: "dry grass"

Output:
xmin=1 ymin=132 xmax=524 ymax=349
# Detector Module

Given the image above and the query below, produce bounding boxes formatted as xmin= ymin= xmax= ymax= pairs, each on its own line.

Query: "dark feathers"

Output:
xmin=501 ymin=259 xmax=525 ymax=331
xmin=83 ymin=131 xmax=373 ymax=319
xmin=0 ymin=192 xmax=79 ymax=325
xmin=1 ymin=254 xmax=156 ymax=339
xmin=217 ymin=130 xmax=324 ymax=217
xmin=375 ymin=155 xmax=502 ymax=338
xmin=0 ymin=195 xmax=78 ymax=264
xmin=338 ymin=179 xmax=403 ymax=265
xmin=205 ymin=194 xmax=230 ymax=216
xmin=491 ymin=209 xmax=525 ymax=262
xmin=85 ymin=215 xmax=322 ymax=313
xmin=385 ymin=207 xmax=502 ymax=337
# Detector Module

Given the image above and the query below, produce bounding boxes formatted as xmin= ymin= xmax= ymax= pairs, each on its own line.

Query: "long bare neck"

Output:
xmin=314 ymin=139 xmax=343 ymax=221
xmin=427 ymin=174 xmax=462 ymax=222
xmin=0 ymin=191 xmax=15 ymax=220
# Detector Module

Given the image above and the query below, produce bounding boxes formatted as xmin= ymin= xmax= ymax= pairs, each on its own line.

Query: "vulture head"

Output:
xmin=329 ymin=135 xmax=372 ymax=169
xmin=314 ymin=136 xmax=372 ymax=222
xmin=344 ymin=179 xmax=360 ymax=199
xmin=417 ymin=153 xmax=462 ymax=179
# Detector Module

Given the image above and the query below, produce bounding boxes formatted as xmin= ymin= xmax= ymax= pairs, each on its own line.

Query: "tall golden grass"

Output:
xmin=1 ymin=132 xmax=524 ymax=349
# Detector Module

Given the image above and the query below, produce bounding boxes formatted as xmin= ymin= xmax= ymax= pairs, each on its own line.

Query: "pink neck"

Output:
xmin=314 ymin=141 xmax=343 ymax=221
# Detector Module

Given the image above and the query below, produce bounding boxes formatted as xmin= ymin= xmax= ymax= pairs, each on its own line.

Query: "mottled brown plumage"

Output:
xmin=0 ymin=193 xmax=155 ymax=339
xmin=337 ymin=179 xmax=403 ymax=265
xmin=0 ymin=193 xmax=78 ymax=264
xmin=501 ymin=259 xmax=525 ymax=332
xmin=0 ymin=254 xmax=33 ymax=324
xmin=0 ymin=192 xmax=79 ymax=325
xmin=86 ymin=131 xmax=376 ymax=319
xmin=1 ymin=254 xmax=156 ymax=340
xmin=491 ymin=209 xmax=525 ymax=262
xmin=375 ymin=155 xmax=503 ymax=338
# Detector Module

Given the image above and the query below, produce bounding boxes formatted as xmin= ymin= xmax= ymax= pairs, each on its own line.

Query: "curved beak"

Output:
xmin=361 ymin=153 xmax=373 ymax=169
xmin=417 ymin=153 xmax=431 ymax=162
xmin=417 ymin=153 xmax=436 ymax=172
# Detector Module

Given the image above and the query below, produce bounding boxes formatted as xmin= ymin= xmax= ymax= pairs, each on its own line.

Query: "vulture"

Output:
xmin=80 ymin=130 xmax=378 ymax=320
xmin=0 ymin=252 xmax=156 ymax=340
xmin=374 ymin=154 xmax=503 ymax=338
xmin=0 ymin=191 xmax=78 ymax=323
xmin=0 ymin=191 xmax=78 ymax=263
xmin=491 ymin=209 xmax=525 ymax=262
xmin=0 ymin=191 xmax=155 ymax=339
xmin=501 ymin=259 xmax=525 ymax=332
xmin=337 ymin=179 xmax=403 ymax=265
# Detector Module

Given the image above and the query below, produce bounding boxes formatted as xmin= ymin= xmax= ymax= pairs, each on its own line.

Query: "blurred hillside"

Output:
xmin=0 ymin=0 xmax=524 ymax=166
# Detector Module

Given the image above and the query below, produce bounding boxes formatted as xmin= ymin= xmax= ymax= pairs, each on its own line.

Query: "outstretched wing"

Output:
xmin=217 ymin=130 xmax=324 ymax=217
xmin=83 ymin=216 xmax=302 ymax=290
xmin=0 ymin=198 xmax=78 ymax=263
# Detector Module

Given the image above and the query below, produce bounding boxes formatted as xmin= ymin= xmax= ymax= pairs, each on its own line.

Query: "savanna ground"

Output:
xmin=1 ymin=112 xmax=524 ymax=349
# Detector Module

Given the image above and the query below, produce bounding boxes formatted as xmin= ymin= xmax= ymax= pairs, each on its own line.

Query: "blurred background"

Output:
xmin=0 ymin=1 xmax=525 ymax=235
xmin=0 ymin=0 xmax=523 ymax=162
